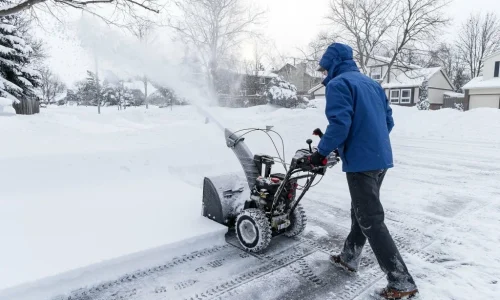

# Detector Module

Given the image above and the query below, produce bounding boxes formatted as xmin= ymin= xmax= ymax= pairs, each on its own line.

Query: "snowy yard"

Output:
xmin=0 ymin=101 xmax=499 ymax=300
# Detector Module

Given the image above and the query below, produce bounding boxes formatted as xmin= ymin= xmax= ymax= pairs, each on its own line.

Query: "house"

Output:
xmin=462 ymin=51 xmax=500 ymax=110
xmin=367 ymin=56 xmax=454 ymax=110
xmin=274 ymin=63 xmax=323 ymax=94
xmin=308 ymin=56 xmax=455 ymax=110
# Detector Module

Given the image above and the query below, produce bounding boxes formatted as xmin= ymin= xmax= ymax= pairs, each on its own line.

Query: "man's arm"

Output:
xmin=385 ymin=95 xmax=394 ymax=133
xmin=317 ymin=80 xmax=353 ymax=156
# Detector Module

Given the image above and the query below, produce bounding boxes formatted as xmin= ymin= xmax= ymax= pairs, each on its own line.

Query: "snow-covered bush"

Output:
xmin=265 ymin=76 xmax=300 ymax=108
xmin=417 ymin=99 xmax=430 ymax=110
xmin=454 ymin=102 xmax=464 ymax=112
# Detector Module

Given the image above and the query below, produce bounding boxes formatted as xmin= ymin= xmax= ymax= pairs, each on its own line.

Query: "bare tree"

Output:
xmin=457 ymin=12 xmax=500 ymax=79
xmin=39 ymin=66 xmax=66 ymax=104
xmin=380 ymin=0 xmax=451 ymax=82
xmin=129 ymin=19 xmax=157 ymax=108
xmin=0 ymin=0 xmax=161 ymax=26
xmin=326 ymin=0 xmax=397 ymax=74
xmin=167 ymin=0 xmax=265 ymax=95
xmin=296 ymin=31 xmax=337 ymax=77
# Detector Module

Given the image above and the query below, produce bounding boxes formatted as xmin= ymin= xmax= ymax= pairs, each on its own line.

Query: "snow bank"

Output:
xmin=0 ymin=106 xmax=238 ymax=297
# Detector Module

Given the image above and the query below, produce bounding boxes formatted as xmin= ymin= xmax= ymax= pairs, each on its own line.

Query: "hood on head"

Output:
xmin=318 ymin=43 xmax=359 ymax=85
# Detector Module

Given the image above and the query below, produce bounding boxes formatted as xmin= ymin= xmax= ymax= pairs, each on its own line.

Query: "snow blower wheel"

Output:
xmin=235 ymin=209 xmax=272 ymax=252
xmin=202 ymin=127 xmax=339 ymax=253
xmin=284 ymin=203 xmax=307 ymax=237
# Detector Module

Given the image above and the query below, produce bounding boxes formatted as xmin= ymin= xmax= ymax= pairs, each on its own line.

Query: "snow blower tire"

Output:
xmin=235 ymin=208 xmax=272 ymax=253
xmin=284 ymin=203 xmax=307 ymax=237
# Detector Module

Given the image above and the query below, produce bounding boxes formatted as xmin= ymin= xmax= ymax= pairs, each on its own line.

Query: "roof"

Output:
xmin=443 ymin=91 xmax=464 ymax=98
xmin=254 ymin=70 xmax=278 ymax=78
xmin=308 ymin=83 xmax=324 ymax=94
xmin=483 ymin=50 xmax=500 ymax=62
xmin=462 ymin=76 xmax=500 ymax=89
xmin=382 ymin=67 xmax=442 ymax=89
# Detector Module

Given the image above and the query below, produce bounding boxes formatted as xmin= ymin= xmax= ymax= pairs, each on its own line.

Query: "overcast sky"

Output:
xmin=36 ymin=0 xmax=500 ymax=86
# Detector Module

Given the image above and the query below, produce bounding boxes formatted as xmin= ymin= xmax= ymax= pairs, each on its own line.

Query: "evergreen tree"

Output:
xmin=417 ymin=80 xmax=430 ymax=110
xmin=0 ymin=11 xmax=40 ymax=111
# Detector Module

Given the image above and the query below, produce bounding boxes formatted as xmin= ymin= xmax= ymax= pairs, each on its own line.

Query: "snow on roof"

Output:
xmin=443 ymin=91 xmax=464 ymax=98
xmin=483 ymin=50 xmax=500 ymax=62
xmin=382 ymin=67 xmax=442 ymax=89
xmin=462 ymin=76 xmax=500 ymax=90
xmin=251 ymin=70 xmax=278 ymax=78
xmin=227 ymin=68 xmax=278 ymax=78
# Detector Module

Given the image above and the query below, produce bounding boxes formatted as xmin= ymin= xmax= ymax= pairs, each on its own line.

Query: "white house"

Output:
xmin=308 ymin=56 xmax=455 ymax=110
xmin=367 ymin=56 xmax=454 ymax=110
xmin=462 ymin=51 xmax=500 ymax=110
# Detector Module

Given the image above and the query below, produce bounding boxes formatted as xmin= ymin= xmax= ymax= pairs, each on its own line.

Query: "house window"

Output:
xmin=371 ymin=67 xmax=381 ymax=80
xmin=259 ymin=77 xmax=265 ymax=84
xmin=400 ymin=89 xmax=411 ymax=103
xmin=390 ymin=90 xmax=400 ymax=103
xmin=495 ymin=61 xmax=499 ymax=78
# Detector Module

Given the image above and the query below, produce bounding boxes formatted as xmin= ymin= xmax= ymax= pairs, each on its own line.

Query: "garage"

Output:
xmin=469 ymin=95 xmax=500 ymax=109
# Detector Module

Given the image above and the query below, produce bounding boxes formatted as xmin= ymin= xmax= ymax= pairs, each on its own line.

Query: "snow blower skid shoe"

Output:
xmin=202 ymin=128 xmax=339 ymax=253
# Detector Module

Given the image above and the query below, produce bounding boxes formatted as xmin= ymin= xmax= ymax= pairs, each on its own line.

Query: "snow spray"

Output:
xmin=73 ymin=15 xmax=227 ymax=132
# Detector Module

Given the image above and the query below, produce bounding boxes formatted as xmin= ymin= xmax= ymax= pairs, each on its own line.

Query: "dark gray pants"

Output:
xmin=340 ymin=169 xmax=417 ymax=291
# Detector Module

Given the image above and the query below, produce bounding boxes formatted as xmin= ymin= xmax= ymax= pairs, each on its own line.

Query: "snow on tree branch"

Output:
xmin=0 ymin=0 xmax=160 ymax=18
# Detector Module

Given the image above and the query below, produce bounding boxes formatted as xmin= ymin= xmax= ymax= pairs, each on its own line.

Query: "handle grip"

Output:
xmin=313 ymin=128 xmax=323 ymax=138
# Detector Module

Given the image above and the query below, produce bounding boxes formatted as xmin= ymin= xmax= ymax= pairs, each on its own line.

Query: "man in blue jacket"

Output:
xmin=309 ymin=43 xmax=418 ymax=299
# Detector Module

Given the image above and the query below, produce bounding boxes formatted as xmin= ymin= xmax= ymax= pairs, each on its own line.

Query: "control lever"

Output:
xmin=306 ymin=139 xmax=313 ymax=153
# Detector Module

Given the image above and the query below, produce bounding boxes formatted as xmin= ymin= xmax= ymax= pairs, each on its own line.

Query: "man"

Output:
xmin=308 ymin=43 xmax=419 ymax=299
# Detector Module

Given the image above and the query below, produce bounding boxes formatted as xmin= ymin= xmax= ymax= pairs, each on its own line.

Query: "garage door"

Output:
xmin=469 ymin=95 xmax=500 ymax=109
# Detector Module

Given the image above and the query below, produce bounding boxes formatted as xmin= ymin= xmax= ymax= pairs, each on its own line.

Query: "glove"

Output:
xmin=309 ymin=151 xmax=327 ymax=167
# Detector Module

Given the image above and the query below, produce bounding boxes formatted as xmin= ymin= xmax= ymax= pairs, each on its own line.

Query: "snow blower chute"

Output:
xmin=202 ymin=127 xmax=339 ymax=253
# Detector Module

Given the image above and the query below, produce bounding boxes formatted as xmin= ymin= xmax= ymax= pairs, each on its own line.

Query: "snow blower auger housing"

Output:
xmin=202 ymin=127 xmax=339 ymax=253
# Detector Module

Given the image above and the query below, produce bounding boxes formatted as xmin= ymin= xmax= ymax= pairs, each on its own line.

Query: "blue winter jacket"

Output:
xmin=316 ymin=43 xmax=395 ymax=173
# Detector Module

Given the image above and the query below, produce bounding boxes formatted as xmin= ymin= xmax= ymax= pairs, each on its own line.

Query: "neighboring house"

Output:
xmin=240 ymin=70 xmax=278 ymax=96
xmin=274 ymin=63 xmax=323 ymax=93
xmin=366 ymin=56 xmax=454 ymax=110
xmin=215 ymin=68 xmax=277 ymax=96
xmin=308 ymin=56 xmax=454 ymax=109
xmin=381 ymin=67 xmax=454 ymax=110
xmin=462 ymin=51 xmax=500 ymax=110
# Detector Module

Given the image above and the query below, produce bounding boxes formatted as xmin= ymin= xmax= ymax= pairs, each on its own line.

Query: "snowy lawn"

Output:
xmin=1 ymin=101 xmax=499 ymax=300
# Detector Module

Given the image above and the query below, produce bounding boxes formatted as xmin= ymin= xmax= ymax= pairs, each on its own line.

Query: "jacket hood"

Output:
xmin=319 ymin=43 xmax=359 ymax=86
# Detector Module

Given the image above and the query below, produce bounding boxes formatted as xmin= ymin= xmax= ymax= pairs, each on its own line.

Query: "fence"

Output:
xmin=443 ymin=96 xmax=469 ymax=111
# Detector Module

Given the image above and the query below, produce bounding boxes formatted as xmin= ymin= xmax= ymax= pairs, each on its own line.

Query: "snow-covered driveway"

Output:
xmin=0 ymin=102 xmax=499 ymax=300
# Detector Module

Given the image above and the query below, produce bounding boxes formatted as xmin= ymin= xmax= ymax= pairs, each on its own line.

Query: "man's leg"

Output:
xmin=335 ymin=200 xmax=367 ymax=271
xmin=346 ymin=169 xmax=417 ymax=292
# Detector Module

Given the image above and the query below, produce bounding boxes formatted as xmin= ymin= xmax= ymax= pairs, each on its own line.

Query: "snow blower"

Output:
xmin=202 ymin=127 xmax=339 ymax=253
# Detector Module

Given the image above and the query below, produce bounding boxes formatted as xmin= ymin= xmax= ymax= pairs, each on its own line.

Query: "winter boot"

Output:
xmin=374 ymin=286 xmax=419 ymax=299
xmin=329 ymin=254 xmax=357 ymax=273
